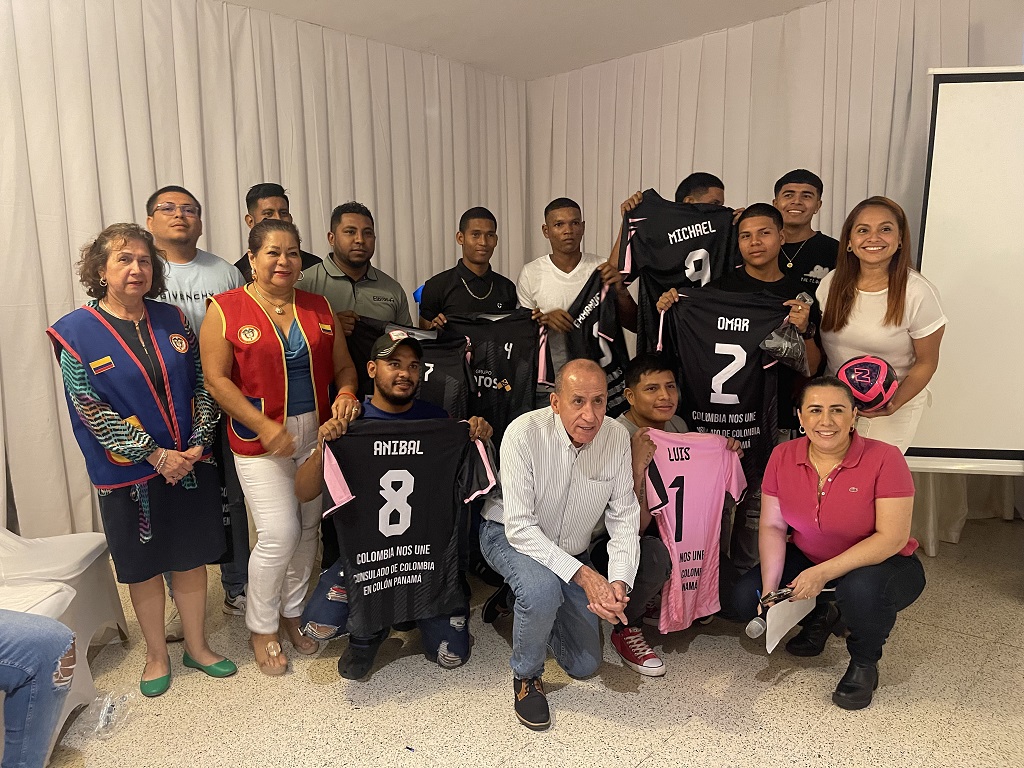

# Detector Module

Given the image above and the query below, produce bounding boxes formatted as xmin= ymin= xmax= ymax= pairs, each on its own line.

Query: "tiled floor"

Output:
xmin=50 ymin=518 xmax=1023 ymax=768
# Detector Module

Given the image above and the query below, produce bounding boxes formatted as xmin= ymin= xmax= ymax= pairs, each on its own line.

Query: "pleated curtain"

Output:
xmin=0 ymin=0 xmax=1004 ymax=536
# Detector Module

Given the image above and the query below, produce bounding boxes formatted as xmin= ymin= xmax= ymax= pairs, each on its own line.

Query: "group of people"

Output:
xmin=21 ymin=166 xmax=945 ymax=750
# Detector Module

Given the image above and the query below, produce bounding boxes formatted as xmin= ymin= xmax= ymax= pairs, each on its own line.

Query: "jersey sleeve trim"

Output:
xmin=463 ymin=438 xmax=498 ymax=502
xmin=322 ymin=443 xmax=355 ymax=518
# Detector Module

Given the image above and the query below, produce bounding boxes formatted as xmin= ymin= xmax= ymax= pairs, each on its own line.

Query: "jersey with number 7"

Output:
xmin=646 ymin=431 xmax=746 ymax=632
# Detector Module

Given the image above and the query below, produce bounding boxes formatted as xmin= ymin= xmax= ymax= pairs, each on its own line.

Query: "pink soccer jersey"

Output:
xmin=645 ymin=431 xmax=746 ymax=633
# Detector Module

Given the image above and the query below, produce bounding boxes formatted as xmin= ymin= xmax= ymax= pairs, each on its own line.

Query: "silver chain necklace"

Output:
xmin=460 ymin=276 xmax=493 ymax=300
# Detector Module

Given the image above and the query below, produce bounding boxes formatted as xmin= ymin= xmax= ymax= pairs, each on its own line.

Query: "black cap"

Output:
xmin=370 ymin=330 xmax=423 ymax=360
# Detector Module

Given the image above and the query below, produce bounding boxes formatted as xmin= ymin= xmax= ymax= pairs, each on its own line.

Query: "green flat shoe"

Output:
xmin=182 ymin=650 xmax=238 ymax=678
xmin=140 ymin=658 xmax=171 ymax=697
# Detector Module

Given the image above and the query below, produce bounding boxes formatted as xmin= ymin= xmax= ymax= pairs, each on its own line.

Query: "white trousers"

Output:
xmin=855 ymin=389 xmax=930 ymax=454
xmin=234 ymin=411 xmax=320 ymax=634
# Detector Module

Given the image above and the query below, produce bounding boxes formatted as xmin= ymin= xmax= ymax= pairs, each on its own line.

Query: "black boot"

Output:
xmin=785 ymin=602 xmax=844 ymax=657
xmin=832 ymin=660 xmax=879 ymax=710
xmin=338 ymin=628 xmax=389 ymax=680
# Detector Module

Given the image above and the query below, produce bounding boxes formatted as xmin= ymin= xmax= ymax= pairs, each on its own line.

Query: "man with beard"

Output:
xmin=294 ymin=332 xmax=493 ymax=679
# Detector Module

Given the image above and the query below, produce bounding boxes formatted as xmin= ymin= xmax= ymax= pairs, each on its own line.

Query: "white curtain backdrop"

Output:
xmin=1 ymin=0 xmax=527 ymax=536
xmin=525 ymin=0 xmax=976 ymax=259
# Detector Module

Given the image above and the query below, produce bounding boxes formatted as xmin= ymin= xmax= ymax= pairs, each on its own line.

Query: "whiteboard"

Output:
xmin=908 ymin=67 xmax=1024 ymax=469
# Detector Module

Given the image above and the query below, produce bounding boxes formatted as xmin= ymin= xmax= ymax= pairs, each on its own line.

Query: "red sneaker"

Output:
xmin=612 ymin=625 xmax=665 ymax=677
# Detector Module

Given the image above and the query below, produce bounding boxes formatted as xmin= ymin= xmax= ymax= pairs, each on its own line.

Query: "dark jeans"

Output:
xmin=731 ymin=543 xmax=926 ymax=663
xmin=215 ymin=422 xmax=249 ymax=599
xmin=590 ymin=533 xmax=672 ymax=627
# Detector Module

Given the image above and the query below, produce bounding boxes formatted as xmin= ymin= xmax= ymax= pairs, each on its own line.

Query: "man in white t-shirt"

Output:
xmin=517 ymin=198 xmax=624 ymax=401
xmin=145 ymin=184 xmax=248 ymax=640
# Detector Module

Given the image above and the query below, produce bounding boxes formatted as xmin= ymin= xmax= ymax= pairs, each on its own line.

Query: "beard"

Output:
xmin=377 ymin=380 xmax=417 ymax=407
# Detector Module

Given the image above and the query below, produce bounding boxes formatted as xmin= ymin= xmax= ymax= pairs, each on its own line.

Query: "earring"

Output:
xmin=251 ymin=269 xmax=256 ymax=282
xmin=99 ymin=276 xmax=107 ymax=287
xmin=847 ymin=244 xmax=853 ymax=252
xmin=298 ymin=270 xmax=304 ymax=281
xmin=798 ymin=426 xmax=805 ymax=434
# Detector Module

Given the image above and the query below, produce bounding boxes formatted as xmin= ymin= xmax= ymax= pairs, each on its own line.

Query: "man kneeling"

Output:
xmin=295 ymin=331 xmax=492 ymax=680
xmin=479 ymin=359 xmax=641 ymax=731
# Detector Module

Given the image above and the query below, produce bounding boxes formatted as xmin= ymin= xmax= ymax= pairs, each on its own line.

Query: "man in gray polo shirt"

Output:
xmin=305 ymin=201 xmax=412 ymax=335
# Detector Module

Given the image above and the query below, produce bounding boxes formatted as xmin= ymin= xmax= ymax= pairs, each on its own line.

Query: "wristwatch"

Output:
xmin=799 ymin=322 xmax=817 ymax=340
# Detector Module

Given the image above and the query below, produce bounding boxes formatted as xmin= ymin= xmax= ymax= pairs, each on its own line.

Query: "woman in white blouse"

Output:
xmin=816 ymin=196 xmax=946 ymax=453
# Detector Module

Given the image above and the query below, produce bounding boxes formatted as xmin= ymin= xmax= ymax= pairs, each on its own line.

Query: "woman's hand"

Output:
xmin=258 ymin=420 xmax=296 ymax=458
xmin=332 ymin=393 xmax=361 ymax=421
xmin=149 ymin=449 xmax=195 ymax=485
xmin=859 ymin=401 xmax=899 ymax=419
xmin=788 ymin=565 xmax=830 ymax=601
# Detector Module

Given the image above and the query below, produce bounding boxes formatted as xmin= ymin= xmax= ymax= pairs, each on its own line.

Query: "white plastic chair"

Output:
xmin=0 ymin=528 xmax=128 ymax=760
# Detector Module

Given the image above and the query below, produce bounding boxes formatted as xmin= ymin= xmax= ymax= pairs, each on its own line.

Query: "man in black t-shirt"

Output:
xmin=233 ymin=182 xmax=322 ymax=276
xmin=772 ymin=169 xmax=838 ymax=290
xmin=419 ymin=207 xmax=518 ymax=329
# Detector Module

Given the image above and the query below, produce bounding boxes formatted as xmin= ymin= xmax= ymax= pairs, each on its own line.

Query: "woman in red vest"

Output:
xmin=48 ymin=223 xmax=235 ymax=698
xmin=202 ymin=219 xmax=359 ymax=676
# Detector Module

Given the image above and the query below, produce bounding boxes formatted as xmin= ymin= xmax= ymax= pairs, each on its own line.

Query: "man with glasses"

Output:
xmin=145 ymin=184 xmax=247 ymax=642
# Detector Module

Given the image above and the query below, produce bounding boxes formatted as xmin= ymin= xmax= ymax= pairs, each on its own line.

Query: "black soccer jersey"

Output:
xmin=618 ymin=191 xmax=736 ymax=353
xmin=322 ymin=418 xmax=497 ymax=636
xmin=349 ymin=318 xmax=475 ymax=419
xmin=658 ymin=287 xmax=788 ymax=481
xmin=562 ymin=269 xmax=630 ymax=417
xmin=444 ymin=309 xmax=541 ymax=446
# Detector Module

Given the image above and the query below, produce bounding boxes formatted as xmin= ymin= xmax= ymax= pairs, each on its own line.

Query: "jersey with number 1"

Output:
xmin=619 ymin=191 xmax=735 ymax=353
xmin=646 ymin=431 xmax=746 ymax=632
xmin=322 ymin=419 xmax=497 ymax=636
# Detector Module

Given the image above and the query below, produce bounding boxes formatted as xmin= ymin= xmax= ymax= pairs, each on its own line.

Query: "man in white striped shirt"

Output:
xmin=480 ymin=359 xmax=641 ymax=731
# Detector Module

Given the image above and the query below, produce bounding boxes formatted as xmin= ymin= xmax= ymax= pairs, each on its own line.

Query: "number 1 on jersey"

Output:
xmin=670 ymin=476 xmax=685 ymax=543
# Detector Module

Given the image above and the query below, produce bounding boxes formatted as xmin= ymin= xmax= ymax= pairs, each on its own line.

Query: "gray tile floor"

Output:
xmin=51 ymin=518 xmax=1023 ymax=768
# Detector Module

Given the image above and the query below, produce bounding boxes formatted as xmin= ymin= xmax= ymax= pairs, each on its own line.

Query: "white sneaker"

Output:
xmin=165 ymin=606 xmax=184 ymax=642
xmin=223 ymin=593 xmax=246 ymax=616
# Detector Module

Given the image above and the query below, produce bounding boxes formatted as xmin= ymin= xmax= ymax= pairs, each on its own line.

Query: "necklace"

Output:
xmin=808 ymin=448 xmax=844 ymax=495
xmin=781 ymin=238 xmax=809 ymax=269
xmin=99 ymin=298 xmax=144 ymax=323
xmin=460 ymin=276 xmax=493 ymax=301
xmin=252 ymin=284 xmax=292 ymax=315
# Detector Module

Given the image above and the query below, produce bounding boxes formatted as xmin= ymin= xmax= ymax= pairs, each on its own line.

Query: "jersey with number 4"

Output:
xmin=658 ymin=287 xmax=787 ymax=482
xmin=444 ymin=309 xmax=541 ymax=446
xmin=619 ymin=191 xmax=735 ymax=353
xmin=646 ymin=432 xmax=746 ymax=632
xmin=322 ymin=419 xmax=497 ymax=635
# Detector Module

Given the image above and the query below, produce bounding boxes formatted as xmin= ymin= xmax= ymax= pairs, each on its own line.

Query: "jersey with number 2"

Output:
xmin=646 ymin=432 xmax=746 ymax=632
xmin=322 ymin=419 xmax=497 ymax=635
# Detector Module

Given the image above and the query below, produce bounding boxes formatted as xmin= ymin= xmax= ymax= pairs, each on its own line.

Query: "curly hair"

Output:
xmin=77 ymin=223 xmax=166 ymax=299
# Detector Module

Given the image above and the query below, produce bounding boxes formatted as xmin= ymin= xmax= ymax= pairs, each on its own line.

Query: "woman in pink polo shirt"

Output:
xmin=731 ymin=376 xmax=925 ymax=710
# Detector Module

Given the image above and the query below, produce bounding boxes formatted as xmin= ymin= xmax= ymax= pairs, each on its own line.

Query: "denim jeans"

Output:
xmin=215 ymin=422 xmax=249 ymax=599
xmin=0 ymin=610 xmax=74 ymax=768
xmin=300 ymin=561 xmax=471 ymax=668
xmin=479 ymin=520 xmax=601 ymax=680
xmin=730 ymin=543 xmax=926 ymax=663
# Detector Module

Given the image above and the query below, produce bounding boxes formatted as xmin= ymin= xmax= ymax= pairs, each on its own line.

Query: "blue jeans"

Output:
xmin=730 ymin=543 xmax=926 ymax=664
xmin=300 ymin=561 xmax=471 ymax=668
xmin=479 ymin=520 xmax=601 ymax=680
xmin=0 ymin=610 xmax=74 ymax=768
xmin=215 ymin=422 xmax=249 ymax=599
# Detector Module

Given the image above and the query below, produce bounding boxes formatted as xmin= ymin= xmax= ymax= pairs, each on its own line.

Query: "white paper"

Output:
xmin=765 ymin=597 xmax=816 ymax=653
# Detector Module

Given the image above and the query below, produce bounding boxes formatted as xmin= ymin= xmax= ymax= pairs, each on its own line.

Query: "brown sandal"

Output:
xmin=249 ymin=633 xmax=288 ymax=676
xmin=280 ymin=616 xmax=319 ymax=656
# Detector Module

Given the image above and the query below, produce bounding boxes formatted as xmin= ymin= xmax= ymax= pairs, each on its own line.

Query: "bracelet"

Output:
xmin=335 ymin=392 xmax=357 ymax=401
xmin=154 ymin=449 xmax=168 ymax=473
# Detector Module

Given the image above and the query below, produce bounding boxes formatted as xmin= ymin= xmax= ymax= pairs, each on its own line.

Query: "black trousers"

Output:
xmin=590 ymin=534 xmax=673 ymax=627
xmin=730 ymin=543 xmax=926 ymax=664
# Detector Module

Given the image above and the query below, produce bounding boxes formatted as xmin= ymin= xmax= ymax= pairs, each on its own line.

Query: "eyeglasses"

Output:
xmin=152 ymin=202 xmax=200 ymax=218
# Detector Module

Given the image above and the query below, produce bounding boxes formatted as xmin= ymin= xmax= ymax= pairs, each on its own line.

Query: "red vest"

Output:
xmin=212 ymin=287 xmax=336 ymax=456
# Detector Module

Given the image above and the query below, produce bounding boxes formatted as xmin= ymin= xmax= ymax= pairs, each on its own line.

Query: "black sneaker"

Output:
xmin=338 ymin=629 xmax=389 ymax=680
xmin=513 ymin=677 xmax=550 ymax=731
xmin=482 ymin=584 xmax=513 ymax=624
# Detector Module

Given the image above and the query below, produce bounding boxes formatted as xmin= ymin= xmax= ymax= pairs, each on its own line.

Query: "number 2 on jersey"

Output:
xmin=710 ymin=343 xmax=745 ymax=405
xmin=379 ymin=469 xmax=413 ymax=536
